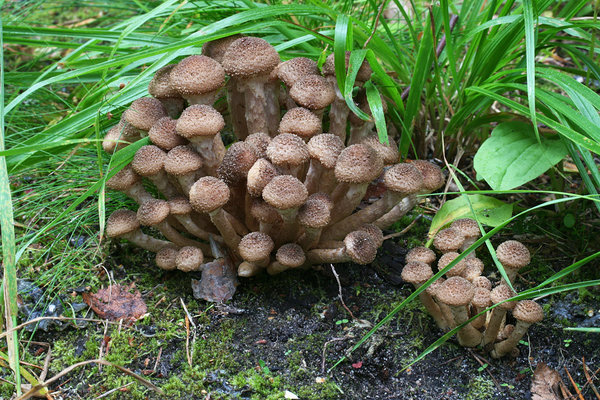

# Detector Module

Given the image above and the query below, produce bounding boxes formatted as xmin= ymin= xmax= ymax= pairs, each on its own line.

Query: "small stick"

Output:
xmin=152 ymin=348 xmax=163 ymax=374
xmin=382 ymin=215 xmax=422 ymax=240
xmin=468 ymin=350 xmax=501 ymax=390
xmin=180 ymin=298 xmax=197 ymax=367
xmin=582 ymin=357 xmax=600 ymax=400
xmin=564 ymin=366 xmax=585 ymax=400
xmin=321 ymin=337 xmax=349 ymax=374
xmin=94 ymin=382 xmax=134 ymax=400
xmin=329 ymin=264 xmax=356 ymax=321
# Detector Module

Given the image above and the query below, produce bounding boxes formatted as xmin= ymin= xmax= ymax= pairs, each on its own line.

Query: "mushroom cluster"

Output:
xmin=402 ymin=219 xmax=543 ymax=357
xmin=104 ymin=35 xmax=444 ymax=297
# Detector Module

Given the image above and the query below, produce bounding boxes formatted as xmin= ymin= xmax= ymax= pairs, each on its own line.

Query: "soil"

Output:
xmin=10 ymin=212 xmax=600 ymax=400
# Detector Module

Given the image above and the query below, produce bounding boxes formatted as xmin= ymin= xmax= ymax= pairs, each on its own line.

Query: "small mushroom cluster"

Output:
xmin=103 ymin=35 xmax=444 ymax=292
xmin=402 ymin=219 xmax=544 ymax=358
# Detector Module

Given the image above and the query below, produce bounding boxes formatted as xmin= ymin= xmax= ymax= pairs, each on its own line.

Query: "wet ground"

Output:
xmin=13 ymin=219 xmax=600 ymax=400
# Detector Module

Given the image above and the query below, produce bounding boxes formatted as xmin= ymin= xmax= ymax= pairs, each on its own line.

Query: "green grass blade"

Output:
xmin=0 ymin=16 xmax=22 ymax=395
xmin=334 ymin=14 xmax=351 ymax=97
xmin=523 ymin=0 xmax=540 ymax=142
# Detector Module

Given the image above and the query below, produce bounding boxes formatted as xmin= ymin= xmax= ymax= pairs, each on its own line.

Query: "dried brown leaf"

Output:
xmin=83 ymin=283 xmax=147 ymax=322
xmin=531 ymin=363 xmax=563 ymax=400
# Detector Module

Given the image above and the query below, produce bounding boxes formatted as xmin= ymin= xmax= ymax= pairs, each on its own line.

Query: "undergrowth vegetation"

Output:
xmin=0 ymin=0 xmax=599 ymax=398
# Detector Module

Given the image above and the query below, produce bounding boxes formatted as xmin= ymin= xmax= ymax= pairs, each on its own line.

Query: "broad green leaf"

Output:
xmin=473 ymin=121 xmax=567 ymax=190
xmin=428 ymin=194 xmax=513 ymax=238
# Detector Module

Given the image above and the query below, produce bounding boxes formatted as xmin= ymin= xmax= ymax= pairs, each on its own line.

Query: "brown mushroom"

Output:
xmin=491 ymin=300 xmax=543 ymax=358
xmin=170 ymin=55 xmax=225 ymax=105
xmin=435 ymin=277 xmax=482 ymax=347
xmin=496 ymin=240 xmax=530 ymax=284
xmin=401 ymin=261 xmax=449 ymax=330
xmin=106 ymin=209 xmax=171 ymax=252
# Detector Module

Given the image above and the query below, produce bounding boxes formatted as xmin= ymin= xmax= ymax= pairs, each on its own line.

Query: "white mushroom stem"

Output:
xmin=208 ymin=208 xmax=241 ymax=256
xmin=238 ymin=261 xmax=265 ymax=277
xmin=120 ymin=229 xmax=172 ymax=252
xmin=172 ymin=214 xmax=220 ymax=242
xmin=154 ymin=220 xmax=211 ymax=255
xmin=348 ymin=122 xmax=374 ymax=145
xmin=119 ymin=183 xmax=154 ymax=204
xmin=326 ymin=77 xmax=350 ymax=142
xmin=297 ymin=227 xmax=324 ymax=251
xmin=307 ymin=247 xmax=349 ymax=264
xmin=186 ymin=91 xmax=219 ymax=106
xmin=447 ymin=304 xmax=483 ymax=347
xmin=264 ymin=80 xmax=280 ymax=137
xmin=481 ymin=308 xmax=508 ymax=347
xmin=147 ymin=170 xmax=180 ymax=199
xmin=303 ymin=160 xmax=324 ymax=194
xmin=330 ymin=182 xmax=370 ymax=223
xmin=491 ymin=320 xmax=534 ymax=358
xmin=471 ymin=305 xmax=488 ymax=330
xmin=227 ymin=80 xmax=249 ymax=140
xmin=410 ymin=283 xmax=449 ymax=331
xmin=187 ymin=136 xmax=225 ymax=176
xmin=243 ymin=78 xmax=270 ymax=135
xmin=374 ymin=195 xmax=418 ymax=229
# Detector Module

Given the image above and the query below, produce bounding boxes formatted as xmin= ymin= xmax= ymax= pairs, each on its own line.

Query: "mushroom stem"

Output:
xmin=243 ymin=79 xmax=270 ymax=135
xmin=208 ymin=208 xmax=242 ymax=256
xmin=374 ymin=195 xmax=418 ymax=229
xmin=122 ymin=230 xmax=172 ymax=252
xmin=481 ymin=308 xmax=508 ymax=348
xmin=491 ymin=320 xmax=532 ymax=358
xmin=227 ymin=80 xmax=249 ymax=140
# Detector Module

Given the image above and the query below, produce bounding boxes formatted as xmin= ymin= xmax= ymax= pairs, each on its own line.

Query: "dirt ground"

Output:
xmin=11 ymin=210 xmax=600 ymax=400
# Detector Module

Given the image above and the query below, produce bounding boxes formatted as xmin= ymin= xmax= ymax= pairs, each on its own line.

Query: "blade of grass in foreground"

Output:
xmin=0 ymin=15 xmax=22 ymax=395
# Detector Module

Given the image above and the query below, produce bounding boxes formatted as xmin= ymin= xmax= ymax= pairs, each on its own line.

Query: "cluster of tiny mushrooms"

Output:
xmin=403 ymin=222 xmax=544 ymax=358
xmin=103 ymin=35 xmax=541 ymax=357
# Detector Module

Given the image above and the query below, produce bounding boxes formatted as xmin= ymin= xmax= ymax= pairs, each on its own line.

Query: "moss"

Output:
xmin=232 ymin=368 xmax=282 ymax=399
xmin=465 ymin=375 xmax=496 ymax=400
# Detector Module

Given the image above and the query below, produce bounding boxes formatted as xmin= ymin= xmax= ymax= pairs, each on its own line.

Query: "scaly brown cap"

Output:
xmin=168 ymin=197 xmax=193 ymax=215
xmin=322 ymin=51 xmax=372 ymax=82
xmin=278 ymin=108 xmax=321 ymax=140
xmin=266 ymin=133 xmax=310 ymax=168
xmin=472 ymin=276 xmax=492 ymax=291
xmin=405 ymin=246 xmax=437 ymax=265
xmin=217 ymin=142 xmax=259 ymax=185
xmin=344 ymin=230 xmax=378 ymax=265
xmin=438 ymin=252 xmax=468 ymax=277
xmin=176 ymin=105 xmax=225 ymax=139
xmin=164 ymin=146 xmax=203 ymax=176
xmin=512 ymin=300 xmax=544 ymax=324
xmin=132 ymin=145 xmax=166 ymax=177
xmin=148 ymin=64 xmax=180 ymax=99
xmin=149 ymin=117 xmax=187 ymax=150
xmin=451 ymin=218 xmax=481 ymax=240
xmin=401 ymin=261 xmax=433 ymax=285
xmin=361 ymin=135 xmax=399 ymax=165
xmin=490 ymin=284 xmax=517 ymax=310
xmin=411 ymin=160 xmax=445 ymax=192
xmin=307 ymin=134 xmax=344 ymax=169
xmin=189 ymin=177 xmax=230 ymax=213
xmin=472 ymin=287 xmax=492 ymax=308
xmin=262 ymin=175 xmax=308 ymax=210
xmin=276 ymin=57 xmax=320 ymax=87
xmin=250 ymin=198 xmax=283 ymax=224
xmin=137 ymin=199 xmax=170 ymax=226
xmin=289 ymin=75 xmax=335 ymax=110
xmin=106 ymin=165 xmax=141 ymax=191
xmin=170 ymin=55 xmax=225 ymax=97
xmin=383 ymin=163 xmax=424 ymax=194
xmin=276 ymin=243 xmax=306 ymax=268
xmin=202 ymin=35 xmax=242 ymax=64
xmin=358 ymin=224 xmax=384 ymax=248
xmin=222 ymin=37 xmax=280 ymax=77
xmin=334 ymin=144 xmax=383 ymax=184
xmin=433 ymin=228 xmax=465 ymax=253
xmin=239 ymin=232 xmax=274 ymax=262
xmin=436 ymin=276 xmax=474 ymax=307
xmin=106 ymin=209 xmax=140 ymax=238
xmin=297 ymin=193 xmax=332 ymax=228
xmin=176 ymin=246 xmax=204 ymax=272
xmin=245 ymin=132 xmax=271 ymax=159
xmin=124 ymin=97 xmax=167 ymax=131
xmin=496 ymin=240 xmax=530 ymax=269
xmin=247 ymin=158 xmax=278 ymax=197
xmin=155 ymin=246 xmax=178 ymax=271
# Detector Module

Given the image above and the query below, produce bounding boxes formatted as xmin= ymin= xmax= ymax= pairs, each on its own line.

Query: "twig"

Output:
xmin=329 ymin=264 xmax=356 ymax=321
xmin=17 ymin=359 xmax=163 ymax=400
xmin=152 ymin=347 xmax=163 ymax=374
xmin=564 ymin=366 xmax=585 ymax=400
xmin=94 ymin=382 xmax=134 ymax=400
xmin=382 ymin=215 xmax=422 ymax=240
xmin=468 ymin=350 xmax=501 ymax=390
xmin=321 ymin=337 xmax=349 ymax=373
xmin=180 ymin=298 xmax=197 ymax=367
xmin=582 ymin=358 xmax=600 ymax=400
xmin=364 ymin=0 xmax=387 ymax=48
xmin=39 ymin=348 xmax=52 ymax=382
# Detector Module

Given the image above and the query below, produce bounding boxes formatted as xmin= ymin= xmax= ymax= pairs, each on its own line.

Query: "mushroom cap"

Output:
xmin=450 ymin=218 xmax=481 ymax=240
xmin=202 ymin=35 xmax=242 ymax=64
xmin=103 ymin=121 xmax=139 ymax=153
xmin=307 ymin=134 xmax=344 ymax=169
xmin=411 ymin=160 xmax=445 ymax=192
xmin=222 ymin=36 xmax=280 ymax=77
xmin=217 ymin=142 xmax=259 ymax=185
xmin=472 ymin=276 xmax=492 ymax=291
xmin=149 ymin=117 xmax=188 ymax=150
xmin=471 ymin=287 xmax=492 ymax=308
xmin=401 ymin=261 xmax=433 ymax=285
xmin=164 ymin=146 xmax=203 ymax=176
xmin=289 ymin=75 xmax=335 ymax=110
xmin=276 ymin=57 xmax=320 ymax=87
xmin=361 ymin=135 xmax=399 ymax=165
xmin=137 ymin=199 xmax=170 ymax=226
xmin=276 ymin=243 xmax=306 ymax=268
xmin=148 ymin=64 xmax=179 ymax=99
xmin=124 ymin=97 xmax=167 ymax=131
xmin=155 ymin=246 xmax=178 ymax=270
xmin=239 ymin=232 xmax=274 ymax=262
xmin=496 ymin=240 xmax=530 ymax=269
xmin=170 ymin=55 xmax=225 ymax=97
xmin=462 ymin=257 xmax=485 ymax=281
xmin=245 ymin=132 xmax=271 ymax=159
xmin=132 ymin=145 xmax=166 ymax=177
xmin=189 ymin=177 xmax=230 ymax=213
xmin=344 ymin=230 xmax=378 ymax=265
xmin=438 ymin=252 xmax=468 ymax=277
xmin=176 ymin=246 xmax=204 ymax=272
xmin=425 ymin=277 xmax=445 ymax=297
xmin=250 ymin=198 xmax=283 ymax=224
xmin=266 ymin=133 xmax=310 ymax=168
xmin=176 ymin=105 xmax=225 ymax=139
xmin=106 ymin=209 xmax=140 ymax=238
xmin=405 ymin=246 xmax=437 ymax=265
xmin=490 ymin=284 xmax=517 ymax=310
xmin=358 ymin=224 xmax=384 ymax=248
xmin=262 ymin=175 xmax=308 ymax=210
xmin=278 ymin=108 xmax=321 ymax=140
xmin=297 ymin=193 xmax=332 ymax=228
xmin=433 ymin=228 xmax=465 ymax=253
xmin=168 ymin=197 xmax=193 ymax=215
xmin=322 ymin=51 xmax=373 ymax=82
xmin=383 ymin=163 xmax=424 ymax=194
xmin=435 ymin=276 xmax=474 ymax=307
xmin=334 ymin=144 xmax=383 ymax=184
xmin=106 ymin=165 xmax=141 ymax=191
xmin=512 ymin=300 xmax=544 ymax=324
xmin=247 ymin=158 xmax=278 ymax=197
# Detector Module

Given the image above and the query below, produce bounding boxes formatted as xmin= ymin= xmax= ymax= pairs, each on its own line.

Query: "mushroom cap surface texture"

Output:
xmin=222 ymin=37 xmax=280 ymax=77
xmin=262 ymin=175 xmax=308 ymax=210
xmin=170 ymin=55 xmax=225 ymax=97
xmin=433 ymin=228 xmax=465 ymax=253
xmin=176 ymin=105 xmax=225 ymax=138
xmin=189 ymin=177 xmax=230 ymax=213
xmin=401 ymin=261 xmax=433 ymax=285
xmin=239 ymin=232 xmax=275 ymax=262
xmin=436 ymin=276 xmax=474 ymax=307
xmin=276 ymin=243 xmax=306 ymax=267
xmin=334 ymin=144 xmax=383 ymax=184
xmin=344 ymin=230 xmax=378 ymax=265
xmin=106 ymin=209 xmax=140 ymax=238
xmin=496 ymin=240 xmax=531 ymax=268
xmin=512 ymin=300 xmax=544 ymax=323
xmin=405 ymin=246 xmax=436 ymax=265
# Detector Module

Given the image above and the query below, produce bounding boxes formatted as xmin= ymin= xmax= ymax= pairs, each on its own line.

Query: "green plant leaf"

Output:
xmin=428 ymin=194 xmax=512 ymax=238
xmin=473 ymin=121 xmax=567 ymax=190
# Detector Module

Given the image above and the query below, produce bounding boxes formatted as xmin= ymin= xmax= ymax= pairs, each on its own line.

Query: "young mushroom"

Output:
xmin=106 ymin=209 xmax=171 ymax=252
xmin=491 ymin=300 xmax=543 ymax=358
xmin=148 ymin=65 xmax=185 ymax=118
xmin=238 ymin=232 xmax=275 ymax=277
xmin=401 ymin=261 xmax=449 ymax=330
xmin=496 ymin=240 xmax=530 ymax=284
xmin=267 ymin=243 xmax=306 ymax=275
xmin=481 ymin=284 xmax=517 ymax=348
xmin=435 ymin=277 xmax=482 ymax=347
xmin=170 ymin=55 xmax=225 ymax=105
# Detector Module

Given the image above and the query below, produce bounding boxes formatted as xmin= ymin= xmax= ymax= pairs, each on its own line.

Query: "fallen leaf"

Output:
xmin=531 ymin=363 xmax=563 ymax=400
xmin=83 ymin=283 xmax=147 ymax=322
xmin=352 ymin=361 xmax=363 ymax=369
xmin=191 ymin=257 xmax=238 ymax=303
